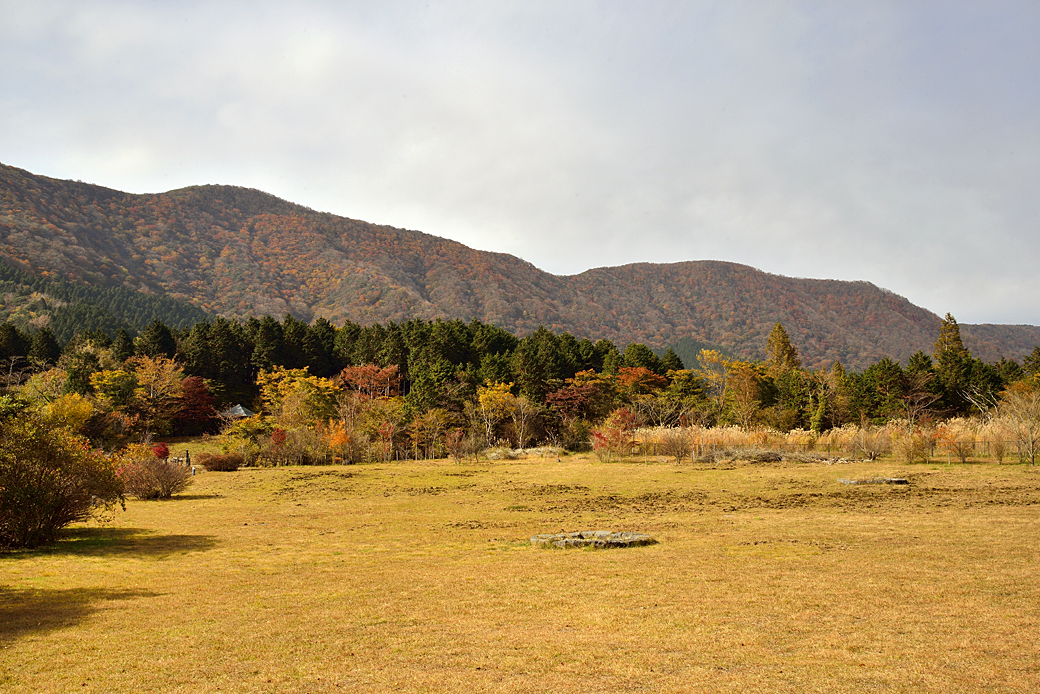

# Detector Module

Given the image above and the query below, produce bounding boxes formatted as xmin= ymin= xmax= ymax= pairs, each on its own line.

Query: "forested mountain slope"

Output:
xmin=1 ymin=161 xmax=1035 ymax=368
xmin=0 ymin=259 xmax=211 ymax=343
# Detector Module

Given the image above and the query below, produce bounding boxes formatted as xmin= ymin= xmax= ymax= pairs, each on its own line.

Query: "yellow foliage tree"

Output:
xmin=359 ymin=396 xmax=407 ymax=462
xmin=127 ymin=356 xmax=185 ymax=436
xmin=257 ymin=366 xmax=339 ymax=427
xmin=409 ymin=408 xmax=450 ymax=460
xmin=694 ymin=350 xmax=729 ymax=411
xmin=41 ymin=393 xmax=95 ymax=433
xmin=476 ymin=381 xmax=514 ymax=446
xmin=19 ymin=368 xmax=69 ymax=404
xmin=90 ymin=369 xmax=138 ymax=411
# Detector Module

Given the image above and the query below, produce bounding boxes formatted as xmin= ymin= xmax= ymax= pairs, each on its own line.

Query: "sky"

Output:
xmin=2 ymin=1 xmax=1039 ymax=325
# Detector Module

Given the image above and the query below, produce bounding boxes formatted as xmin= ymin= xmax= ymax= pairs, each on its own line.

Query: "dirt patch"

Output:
xmin=527 ymin=483 xmax=592 ymax=495
xmin=274 ymin=469 xmax=359 ymax=497
xmin=725 ymin=538 xmax=844 ymax=557
xmin=404 ymin=486 xmax=447 ymax=496
xmin=518 ymin=472 xmax=1040 ymax=518
xmin=445 ymin=520 xmax=520 ymax=530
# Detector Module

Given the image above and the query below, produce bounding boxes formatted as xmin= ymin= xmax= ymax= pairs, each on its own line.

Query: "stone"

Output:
xmin=838 ymin=477 xmax=909 ymax=485
xmin=530 ymin=530 xmax=657 ymax=549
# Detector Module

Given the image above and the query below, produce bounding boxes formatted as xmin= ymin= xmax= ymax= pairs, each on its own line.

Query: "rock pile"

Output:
xmin=530 ymin=530 xmax=657 ymax=549
xmin=838 ymin=477 xmax=909 ymax=485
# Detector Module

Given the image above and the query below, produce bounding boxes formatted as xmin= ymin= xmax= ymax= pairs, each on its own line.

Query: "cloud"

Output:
xmin=1 ymin=1 xmax=1038 ymax=325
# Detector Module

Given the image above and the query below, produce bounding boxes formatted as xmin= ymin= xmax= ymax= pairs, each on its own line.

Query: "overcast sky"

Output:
xmin=2 ymin=1 xmax=1038 ymax=325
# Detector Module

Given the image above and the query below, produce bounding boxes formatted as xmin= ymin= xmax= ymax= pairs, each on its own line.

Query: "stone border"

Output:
xmin=530 ymin=530 xmax=657 ymax=549
xmin=838 ymin=477 xmax=909 ymax=485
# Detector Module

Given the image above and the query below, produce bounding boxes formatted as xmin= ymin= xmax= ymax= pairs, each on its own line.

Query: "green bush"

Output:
xmin=0 ymin=410 xmax=124 ymax=549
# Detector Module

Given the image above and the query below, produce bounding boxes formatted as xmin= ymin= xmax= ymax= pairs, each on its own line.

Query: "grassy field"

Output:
xmin=2 ymin=452 xmax=1039 ymax=693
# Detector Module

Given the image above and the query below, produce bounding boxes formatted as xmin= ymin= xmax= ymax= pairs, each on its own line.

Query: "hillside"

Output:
xmin=1 ymin=161 xmax=1036 ymax=369
xmin=0 ymin=259 xmax=211 ymax=343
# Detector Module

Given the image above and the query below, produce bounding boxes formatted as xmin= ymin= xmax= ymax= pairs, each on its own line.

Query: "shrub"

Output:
xmin=445 ymin=428 xmax=465 ymax=464
xmin=117 ymin=445 xmax=193 ymax=499
xmin=196 ymin=452 xmax=242 ymax=472
xmin=893 ymin=430 xmax=932 ymax=464
xmin=557 ymin=417 xmax=591 ymax=452
xmin=852 ymin=425 xmax=887 ymax=460
xmin=937 ymin=419 xmax=976 ymax=463
xmin=658 ymin=427 xmax=693 ymax=463
xmin=991 ymin=438 xmax=1008 ymax=464
xmin=692 ymin=446 xmax=739 ymax=464
xmin=219 ymin=437 xmax=261 ymax=466
xmin=746 ymin=449 xmax=782 ymax=463
xmin=0 ymin=411 xmax=124 ymax=549
xmin=590 ymin=408 xmax=639 ymax=462
xmin=524 ymin=446 xmax=564 ymax=459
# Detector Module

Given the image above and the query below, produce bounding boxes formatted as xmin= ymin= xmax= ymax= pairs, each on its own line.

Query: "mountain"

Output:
xmin=1 ymin=161 xmax=1037 ymax=369
xmin=0 ymin=259 xmax=212 ymax=344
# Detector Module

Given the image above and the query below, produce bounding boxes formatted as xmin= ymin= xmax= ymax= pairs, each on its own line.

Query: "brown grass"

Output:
xmin=2 ymin=453 xmax=1039 ymax=693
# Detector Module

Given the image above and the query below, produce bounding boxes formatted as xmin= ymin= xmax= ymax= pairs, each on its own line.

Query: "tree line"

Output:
xmin=1 ymin=310 xmax=1037 ymax=452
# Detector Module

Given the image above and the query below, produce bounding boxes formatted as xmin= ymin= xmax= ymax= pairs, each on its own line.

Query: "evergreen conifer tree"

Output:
xmin=662 ymin=347 xmax=685 ymax=372
xmin=932 ymin=313 xmax=972 ymax=415
xmin=933 ymin=313 xmax=968 ymax=358
xmin=766 ymin=323 xmax=800 ymax=376
xmin=1023 ymin=346 xmax=1040 ymax=375
xmin=28 ymin=328 xmax=62 ymax=366
xmin=0 ymin=323 xmax=30 ymax=361
xmin=135 ymin=320 xmax=176 ymax=359
xmin=112 ymin=329 xmax=136 ymax=363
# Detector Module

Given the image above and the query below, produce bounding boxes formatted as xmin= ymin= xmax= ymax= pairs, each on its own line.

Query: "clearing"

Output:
xmin=2 ymin=454 xmax=1039 ymax=693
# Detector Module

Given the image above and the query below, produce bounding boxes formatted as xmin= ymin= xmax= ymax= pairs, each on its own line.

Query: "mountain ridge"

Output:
xmin=1 ymin=161 xmax=1036 ymax=369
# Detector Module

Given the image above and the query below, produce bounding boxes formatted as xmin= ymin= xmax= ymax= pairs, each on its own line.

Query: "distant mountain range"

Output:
xmin=1 ymin=161 xmax=1037 ymax=370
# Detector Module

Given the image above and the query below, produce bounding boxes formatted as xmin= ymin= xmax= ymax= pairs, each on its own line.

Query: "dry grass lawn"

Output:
xmin=3 ymin=453 xmax=1039 ymax=693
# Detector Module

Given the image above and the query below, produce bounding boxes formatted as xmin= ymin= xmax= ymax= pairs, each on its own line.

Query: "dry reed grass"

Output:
xmin=3 ymin=451 xmax=1039 ymax=692
xmin=636 ymin=422 xmax=1031 ymax=464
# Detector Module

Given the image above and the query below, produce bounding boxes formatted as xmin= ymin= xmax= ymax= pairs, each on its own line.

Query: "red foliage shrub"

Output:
xmin=271 ymin=428 xmax=287 ymax=447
